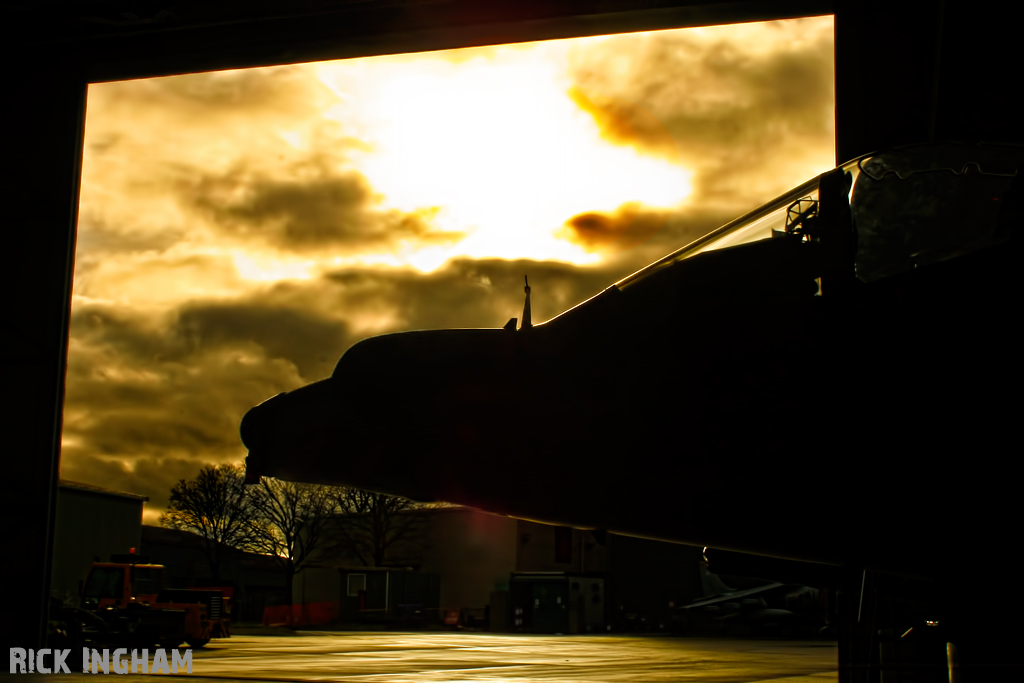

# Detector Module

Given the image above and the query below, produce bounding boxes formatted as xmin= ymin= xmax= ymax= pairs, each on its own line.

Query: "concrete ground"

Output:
xmin=5 ymin=632 xmax=838 ymax=682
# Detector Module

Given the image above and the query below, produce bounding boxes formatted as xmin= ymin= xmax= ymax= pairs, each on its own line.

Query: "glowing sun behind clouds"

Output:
xmin=318 ymin=41 xmax=694 ymax=272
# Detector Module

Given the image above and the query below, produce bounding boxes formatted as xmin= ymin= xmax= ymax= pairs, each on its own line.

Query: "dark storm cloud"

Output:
xmin=69 ymin=296 xmax=351 ymax=386
xmin=183 ymin=162 xmax=462 ymax=253
xmin=557 ymin=201 xmax=765 ymax=273
xmin=64 ymin=297 xmax=339 ymax=480
xmin=568 ymin=20 xmax=834 ymax=205
xmin=324 ymin=257 xmax=624 ymax=330
xmin=176 ymin=302 xmax=351 ymax=380
xmin=560 ymin=203 xmax=674 ymax=254
xmin=567 ymin=86 xmax=682 ymax=164
xmin=64 ymin=323 xmax=297 ymax=462
xmin=63 ymin=297 xmax=325 ymax=511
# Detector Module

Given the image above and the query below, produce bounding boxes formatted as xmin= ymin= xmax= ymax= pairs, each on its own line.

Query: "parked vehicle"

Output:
xmin=57 ymin=552 xmax=231 ymax=650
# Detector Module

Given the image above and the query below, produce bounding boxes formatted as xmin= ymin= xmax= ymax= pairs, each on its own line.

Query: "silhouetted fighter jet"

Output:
xmin=241 ymin=142 xmax=1023 ymax=582
xmin=673 ymin=548 xmax=825 ymax=636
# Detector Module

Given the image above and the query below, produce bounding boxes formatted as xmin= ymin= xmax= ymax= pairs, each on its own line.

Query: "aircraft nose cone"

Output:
xmin=240 ymin=392 xmax=286 ymax=483
xmin=239 ymin=393 xmax=280 ymax=450
xmin=243 ymin=457 xmax=263 ymax=485
xmin=238 ymin=378 xmax=347 ymax=485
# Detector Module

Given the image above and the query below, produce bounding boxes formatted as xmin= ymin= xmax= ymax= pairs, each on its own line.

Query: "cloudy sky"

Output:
xmin=61 ymin=16 xmax=835 ymax=523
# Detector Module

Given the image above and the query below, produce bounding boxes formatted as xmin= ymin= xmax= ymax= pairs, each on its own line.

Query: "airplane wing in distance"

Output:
xmin=676 ymin=557 xmax=825 ymax=636
xmin=683 ymin=582 xmax=785 ymax=610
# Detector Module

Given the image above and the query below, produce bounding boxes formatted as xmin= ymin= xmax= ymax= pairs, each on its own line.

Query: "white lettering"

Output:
xmin=151 ymin=648 xmax=169 ymax=674
xmin=91 ymin=648 xmax=109 ymax=674
xmin=54 ymin=649 xmax=71 ymax=674
xmin=111 ymin=648 xmax=128 ymax=674
xmin=10 ymin=648 xmax=27 ymax=674
xmin=37 ymin=649 xmax=51 ymax=674
xmin=131 ymin=648 xmax=148 ymax=673
xmin=172 ymin=648 xmax=192 ymax=674
xmin=7 ymin=647 xmax=188 ymax=675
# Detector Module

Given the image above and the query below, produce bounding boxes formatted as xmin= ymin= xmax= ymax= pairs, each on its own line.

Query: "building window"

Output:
xmin=347 ymin=574 xmax=366 ymax=596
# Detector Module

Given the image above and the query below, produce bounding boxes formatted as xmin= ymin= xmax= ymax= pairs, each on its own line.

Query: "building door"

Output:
xmin=531 ymin=582 xmax=568 ymax=634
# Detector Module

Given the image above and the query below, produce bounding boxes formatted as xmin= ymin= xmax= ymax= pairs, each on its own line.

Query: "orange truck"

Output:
xmin=76 ymin=553 xmax=231 ymax=648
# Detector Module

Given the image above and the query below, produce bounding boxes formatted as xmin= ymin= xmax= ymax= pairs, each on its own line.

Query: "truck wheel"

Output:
xmin=186 ymin=638 xmax=210 ymax=648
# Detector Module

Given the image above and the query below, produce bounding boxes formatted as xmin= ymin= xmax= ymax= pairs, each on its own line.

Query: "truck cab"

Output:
xmin=79 ymin=553 xmax=230 ymax=648
xmin=81 ymin=561 xmax=165 ymax=610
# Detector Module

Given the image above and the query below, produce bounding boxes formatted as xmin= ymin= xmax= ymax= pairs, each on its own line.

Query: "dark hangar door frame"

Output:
xmin=3 ymin=0 xmax=1019 ymax=651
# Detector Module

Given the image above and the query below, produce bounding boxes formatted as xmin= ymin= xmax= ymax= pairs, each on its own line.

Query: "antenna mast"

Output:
xmin=521 ymin=275 xmax=532 ymax=330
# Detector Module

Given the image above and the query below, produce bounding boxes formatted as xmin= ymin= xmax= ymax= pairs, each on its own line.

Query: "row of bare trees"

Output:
xmin=159 ymin=464 xmax=434 ymax=601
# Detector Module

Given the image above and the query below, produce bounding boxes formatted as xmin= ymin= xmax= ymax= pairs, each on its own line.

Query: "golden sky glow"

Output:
xmin=316 ymin=46 xmax=693 ymax=270
xmin=64 ymin=17 xmax=835 ymax=522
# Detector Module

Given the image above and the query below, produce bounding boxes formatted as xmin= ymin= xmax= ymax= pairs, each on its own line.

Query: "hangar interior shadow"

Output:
xmin=2 ymin=1 xmax=1021 ymax=681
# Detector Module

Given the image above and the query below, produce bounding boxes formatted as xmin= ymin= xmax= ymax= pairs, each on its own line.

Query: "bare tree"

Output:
xmin=160 ymin=463 xmax=252 ymax=583
xmin=245 ymin=477 xmax=341 ymax=602
xmin=329 ymin=489 xmax=436 ymax=567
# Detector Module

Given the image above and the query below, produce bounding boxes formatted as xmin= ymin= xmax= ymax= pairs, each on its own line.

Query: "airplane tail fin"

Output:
xmin=700 ymin=560 xmax=736 ymax=597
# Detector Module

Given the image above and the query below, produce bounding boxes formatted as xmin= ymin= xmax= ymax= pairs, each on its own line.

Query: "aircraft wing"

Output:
xmin=682 ymin=583 xmax=784 ymax=610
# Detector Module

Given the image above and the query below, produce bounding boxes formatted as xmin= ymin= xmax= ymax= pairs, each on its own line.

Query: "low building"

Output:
xmin=292 ymin=565 xmax=441 ymax=626
xmin=50 ymin=480 xmax=147 ymax=603
xmin=297 ymin=505 xmax=517 ymax=626
xmin=513 ymin=520 xmax=706 ymax=633
xmin=142 ymin=525 xmax=288 ymax=622
xmin=421 ymin=506 xmax=518 ymax=612
xmin=297 ymin=505 xmax=704 ymax=633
